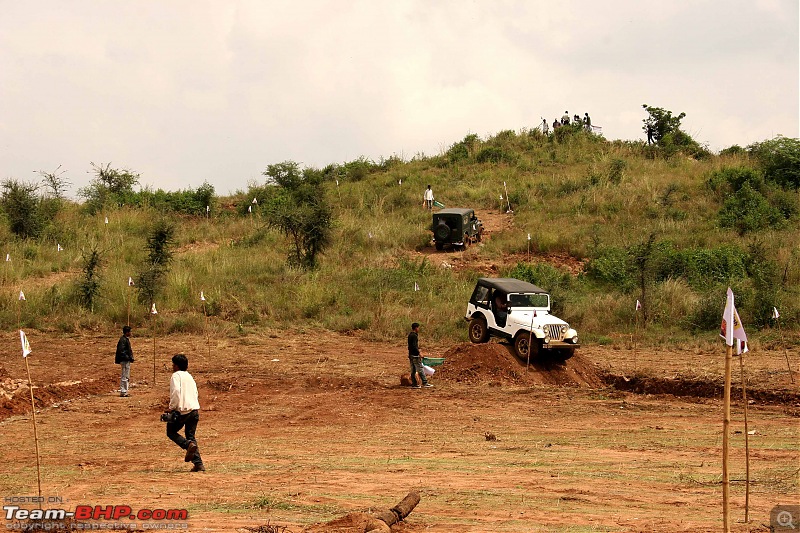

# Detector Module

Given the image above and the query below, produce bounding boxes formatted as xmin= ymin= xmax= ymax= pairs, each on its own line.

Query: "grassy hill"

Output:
xmin=1 ymin=127 xmax=798 ymax=350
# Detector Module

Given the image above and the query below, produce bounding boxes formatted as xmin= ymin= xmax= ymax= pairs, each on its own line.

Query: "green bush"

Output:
xmin=748 ymin=136 xmax=800 ymax=189
xmin=718 ymin=183 xmax=785 ymax=234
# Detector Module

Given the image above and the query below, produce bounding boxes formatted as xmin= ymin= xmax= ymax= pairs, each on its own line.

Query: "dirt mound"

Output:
xmin=436 ymin=342 xmax=603 ymax=387
xmin=303 ymin=512 xmax=372 ymax=532
xmin=0 ymin=371 xmax=116 ymax=421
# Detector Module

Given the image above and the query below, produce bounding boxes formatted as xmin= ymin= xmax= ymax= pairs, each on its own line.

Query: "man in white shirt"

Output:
xmin=165 ymin=354 xmax=205 ymax=472
xmin=423 ymin=185 xmax=434 ymax=209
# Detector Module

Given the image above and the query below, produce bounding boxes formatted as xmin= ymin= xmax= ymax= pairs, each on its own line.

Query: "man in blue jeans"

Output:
xmin=115 ymin=326 xmax=134 ymax=397
xmin=165 ymin=354 xmax=205 ymax=472
xmin=407 ymin=323 xmax=433 ymax=389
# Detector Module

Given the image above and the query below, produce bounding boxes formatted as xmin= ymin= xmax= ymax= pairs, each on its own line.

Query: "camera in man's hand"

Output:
xmin=160 ymin=410 xmax=179 ymax=423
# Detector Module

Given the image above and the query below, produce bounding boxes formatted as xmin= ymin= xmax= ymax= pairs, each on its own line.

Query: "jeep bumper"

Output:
xmin=541 ymin=341 xmax=581 ymax=349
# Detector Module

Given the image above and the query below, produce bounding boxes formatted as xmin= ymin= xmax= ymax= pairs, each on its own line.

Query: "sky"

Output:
xmin=1 ymin=0 xmax=798 ymax=198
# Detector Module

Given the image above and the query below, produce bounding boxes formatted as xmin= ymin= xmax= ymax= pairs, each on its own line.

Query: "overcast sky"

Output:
xmin=1 ymin=0 xmax=798 ymax=197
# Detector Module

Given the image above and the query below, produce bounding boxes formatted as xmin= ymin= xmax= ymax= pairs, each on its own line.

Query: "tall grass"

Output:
xmin=0 ymin=128 xmax=797 ymax=348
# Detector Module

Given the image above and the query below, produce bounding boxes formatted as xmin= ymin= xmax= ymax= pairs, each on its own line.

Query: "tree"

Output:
xmin=136 ymin=219 xmax=175 ymax=305
xmin=642 ymin=104 xmax=686 ymax=145
xmin=77 ymin=245 xmax=103 ymax=312
xmin=38 ymin=165 xmax=71 ymax=199
xmin=747 ymin=136 xmax=800 ymax=189
xmin=264 ymin=161 xmax=332 ymax=269
xmin=0 ymin=180 xmax=45 ymax=239
xmin=78 ymin=162 xmax=140 ymax=214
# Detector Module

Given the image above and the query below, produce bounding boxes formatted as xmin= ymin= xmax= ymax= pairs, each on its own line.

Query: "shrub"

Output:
xmin=748 ymin=136 xmax=800 ymax=189
xmin=718 ymin=183 xmax=785 ymax=235
xmin=0 ymin=180 xmax=47 ymax=239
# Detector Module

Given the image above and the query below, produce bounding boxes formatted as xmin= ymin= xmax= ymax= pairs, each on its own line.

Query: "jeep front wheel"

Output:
xmin=514 ymin=333 xmax=539 ymax=360
xmin=468 ymin=317 xmax=489 ymax=343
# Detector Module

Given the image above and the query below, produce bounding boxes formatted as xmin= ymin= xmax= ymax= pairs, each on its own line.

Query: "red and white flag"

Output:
xmin=128 ymin=277 xmax=135 ymax=286
xmin=773 ymin=307 xmax=780 ymax=319
xmin=20 ymin=330 xmax=31 ymax=358
xmin=720 ymin=288 xmax=747 ymax=351
xmin=636 ymin=300 xmax=642 ymax=311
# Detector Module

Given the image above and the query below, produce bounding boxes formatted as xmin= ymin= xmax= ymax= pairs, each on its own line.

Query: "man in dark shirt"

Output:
xmin=115 ymin=325 xmax=134 ymax=397
xmin=407 ymin=322 xmax=432 ymax=388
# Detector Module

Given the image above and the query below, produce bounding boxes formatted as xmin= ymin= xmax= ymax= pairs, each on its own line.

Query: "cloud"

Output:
xmin=0 ymin=0 xmax=797 ymax=197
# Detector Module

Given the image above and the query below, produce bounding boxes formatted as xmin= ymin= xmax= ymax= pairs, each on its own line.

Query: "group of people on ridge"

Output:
xmin=540 ymin=111 xmax=593 ymax=135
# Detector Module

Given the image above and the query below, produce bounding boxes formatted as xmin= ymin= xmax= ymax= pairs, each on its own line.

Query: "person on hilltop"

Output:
xmin=574 ymin=113 xmax=582 ymax=126
xmin=553 ymin=118 xmax=561 ymax=130
xmin=561 ymin=111 xmax=570 ymax=126
xmin=584 ymin=112 xmax=592 ymax=132
xmin=541 ymin=118 xmax=549 ymax=135
xmin=407 ymin=323 xmax=433 ymax=389
xmin=423 ymin=185 xmax=435 ymax=210
xmin=115 ymin=325 xmax=134 ymax=398
xmin=165 ymin=354 xmax=205 ymax=472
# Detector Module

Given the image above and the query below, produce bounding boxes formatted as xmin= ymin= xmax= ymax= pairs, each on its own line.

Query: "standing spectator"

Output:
xmin=573 ymin=114 xmax=582 ymax=126
xmin=407 ymin=323 xmax=432 ymax=388
xmin=584 ymin=113 xmax=592 ymax=132
xmin=561 ymin=112 xmax=570 ymax=126
xmin=115 ymin=325 xmax=134 ymax=397
xmin=541 ymin=118 xmax=549 ymax=135
xmin=646 ymin=123 xmax=655 ymax=145
xmin=423 ymin=185 xmax=434 ymax=210
xmin=165 ymin=354 xmax=205 ymax=472
xmin=553 ymin=118 xmax=561 ymax=130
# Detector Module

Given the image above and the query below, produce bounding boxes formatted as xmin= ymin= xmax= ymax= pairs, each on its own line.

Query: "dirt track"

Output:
xmin=0 ymin=330 xmax=797 ymax=532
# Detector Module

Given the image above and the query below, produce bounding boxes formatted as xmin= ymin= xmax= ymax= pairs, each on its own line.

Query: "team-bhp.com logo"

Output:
xmin=4 ymin=504 xmax=188 ymax=530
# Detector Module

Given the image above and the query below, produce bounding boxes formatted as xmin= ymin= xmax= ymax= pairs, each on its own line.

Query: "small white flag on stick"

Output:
xmin=18 ymin=291 xmax=26 ymax=301
xmin=414 ymin=282 xmax=419 ymax=292
xmin=5 ymin=253 xmax=10 ymax=262
xmin=206 ymin=205 xmax=210 ymax=213
xmin=248 ymin=205 xmax=252 ymax=213
xmin=398 ymin=179 xmax=402 ymax=186
xmin=499 ymin=195 xmax=503 ymax=200
xmin=773 ymin=307 xmax=780 ymax=319
xmin=200 ymin=291 xmax=206 ymax=301
xmin=57 ymin=244 xmax=63 ymax=252
xmin=335 ymin=179 xmax=339 ymax=186
xmin=20 ymin=330 xmax=31 ymax=358
xmin=151 ymin=303 xmax=158 ymax=315
xmin=104 ymin=217 xmax=109 ymax=224
xmin=252 ymin=197 xmax=258 ymax=204
xmin=636 ymin=300 xmax=642 ymax=311
xmin=128 ymin=277 xmax=135 ymax=286
xmin=720 ymin=287 xmax=747 ymax=350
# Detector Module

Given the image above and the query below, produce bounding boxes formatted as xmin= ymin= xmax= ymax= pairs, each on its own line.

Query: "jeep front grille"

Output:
xmin=547 ymin=324 xmax=564 ymax=341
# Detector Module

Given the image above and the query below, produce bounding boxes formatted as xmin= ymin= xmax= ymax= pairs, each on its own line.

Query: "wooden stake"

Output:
xmin=526 ymin=311 xmax=535 ymax=372
xmin=24 ymin=355 xmax=43 ymax=501
xmin=152 ymin=317 xmax=157 ymax=385
xmin=126 ymin=284 xmax=132 ymax=326
xmin=722 ymin=343 xmax=732 ymax=533
xmin=739 ymin=353 xmax=750 ymax=523
xmin=777 ymin=318 xmax=795 ymax=383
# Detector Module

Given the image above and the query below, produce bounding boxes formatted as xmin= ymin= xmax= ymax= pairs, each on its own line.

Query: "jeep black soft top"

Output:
xmin=474 ymin=277 xmax=547 ymax=294
xmin=434 ymin=207 xmax=475 ymax=217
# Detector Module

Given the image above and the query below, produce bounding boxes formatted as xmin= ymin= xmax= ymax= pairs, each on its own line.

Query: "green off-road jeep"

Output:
xmin=431 ymin=208 xmax=483 ymax=251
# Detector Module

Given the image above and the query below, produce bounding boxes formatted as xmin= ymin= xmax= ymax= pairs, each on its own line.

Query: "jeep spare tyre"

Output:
xmin=434 ymin=222 xmax=450 ymax=241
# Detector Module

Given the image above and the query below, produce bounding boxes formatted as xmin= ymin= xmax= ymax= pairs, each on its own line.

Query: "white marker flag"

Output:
xmin=200 ymin=291 xmax=206 ymax=301
xmin=18 ymin=291 xmax=25 ymax=301
xmin=128 ymin=277 xmax=135 ymax=286
xmin=335 ymin=179 xmax=339 ymax=186
xmin=206 ymin=205 xmax=210 ymax=213
xmin=248 ymin=205 xmax=252 ymax=213
xmin=398 ymin=179 xmax=402 ymax=186
xmin=773 ymin=307 xmax=780 ymax=319
xmin=20 ymin=330 xmax=31 ymax=358
xmin=5 ymin=254 xmax=9 ymax=262
xmin=414 ymin=282 xmax=419 ymax=292
xmin=151 ymin=303 xmax=158 ymax=315
xmin=252 ymin=198 xmax=258 ymax=204
xmin=720 ymin=287 xmax=747 ymax=349
xmin=636 ymin=300 xmax=642 ymax=311
xmin=104 ymin=217 xmax=109 ymax=224
xmin=57 ymin=244 xmax=63 ymax=252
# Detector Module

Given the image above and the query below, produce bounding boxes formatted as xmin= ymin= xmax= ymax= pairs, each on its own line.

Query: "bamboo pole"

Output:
xmin=526 ymin=310 xmax=535 ymax=372
xmin=126 ymin=284 xmax=132 ymax=326
xmin=777 ymin=318 xmax=794 ymax=383
xmin=739 ymin=352 xmax=750 ymax=523
xmin=24 ymin=355 xmax=42 ymax=501
xmin=722 ymin=343 xmax=732 ymax=533
xmin=152 ymin=321 xmax=157 ymax=385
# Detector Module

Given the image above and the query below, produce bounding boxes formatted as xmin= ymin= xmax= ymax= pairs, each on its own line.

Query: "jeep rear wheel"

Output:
xmin=434 ymin=242 xmax=444 ymax=251
xmin=514 ymin=333 xmax=539 ymax=360
xmin=468 ymin=317 xmax=489 ymax=343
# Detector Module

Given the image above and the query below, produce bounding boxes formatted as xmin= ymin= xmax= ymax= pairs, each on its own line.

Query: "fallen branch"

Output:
xmin=363 ymin=491 xmax=420 ymax=533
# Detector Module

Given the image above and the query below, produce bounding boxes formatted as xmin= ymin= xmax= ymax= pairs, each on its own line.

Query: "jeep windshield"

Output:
xmin=508 ymin=292 xmax=550 ymax=309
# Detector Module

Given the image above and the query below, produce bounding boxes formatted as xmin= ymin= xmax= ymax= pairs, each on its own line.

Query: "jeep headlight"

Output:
xmin=560 ymin=325 xmax=567 ymax=334
xmin=543 ymin=331 xmax=550 ymax=343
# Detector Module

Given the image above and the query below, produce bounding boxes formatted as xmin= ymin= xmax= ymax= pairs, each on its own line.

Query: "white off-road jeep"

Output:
xmin=464 ymin=277 xmax=579 ymax=360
